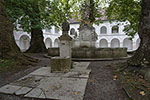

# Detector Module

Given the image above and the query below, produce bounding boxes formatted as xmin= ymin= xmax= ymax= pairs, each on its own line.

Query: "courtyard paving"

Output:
xmin=0 ymin=62 xmax=90 ymax=100
xmin=0 ymin=53 xmax=129 ymax=100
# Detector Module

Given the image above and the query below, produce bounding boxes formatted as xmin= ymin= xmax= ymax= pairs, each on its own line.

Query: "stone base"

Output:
xmin=48 ymin=48 xmax=127 ymax=58
xmin=51 ymin=57 xmax=72 ymax=73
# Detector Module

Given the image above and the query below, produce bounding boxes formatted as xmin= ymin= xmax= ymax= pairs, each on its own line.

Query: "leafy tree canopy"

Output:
xmin=6 ymin=0 xmax=54 ymax=32
xmin=105 ymin=0 xmax=141 ymax=38
xmin=6 ymin=0 xmax=104 ymax=32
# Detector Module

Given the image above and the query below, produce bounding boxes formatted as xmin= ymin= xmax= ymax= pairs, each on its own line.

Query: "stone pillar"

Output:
xmin=108 ymin=43 xmax=111 ymax=48
xmin=59 ymin=34 xmax=72 ymax=58
xmin=50 ymin=21 xmax=72 ymax=73
xmin=120 ymin=42 xmax=123 ymax=48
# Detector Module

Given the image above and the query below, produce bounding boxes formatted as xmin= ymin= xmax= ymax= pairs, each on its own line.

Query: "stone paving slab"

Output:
xmin=63 ymin=69 xmax=91 ymax=78
xmin=29 ymin=67 xmax=91 ymax=78
xmin=29 ymin=62 xmax=90 ymax=78
xmin=0 ymin=85 xmax=21 ymax=94
xmin=24 ymin=88 xmax=44 ymax=98
xmin=15 ymin=87 xmax=32 ymax=95
xmin=11 ymin=75 xmax=46 ymax=88
xmin=0 ymin=62 xmax=91 ymax=100
xmin=30 ymin=67 xmax=65 ymax=77
xmin=25 ymin=77 xmax=88 ymax=100
xmin=73 ymin=62 xmax=90 ymax=69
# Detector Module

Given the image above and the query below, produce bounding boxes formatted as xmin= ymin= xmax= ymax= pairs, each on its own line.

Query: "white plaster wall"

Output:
xmin=14 ymin=20 xmax=140 ymax=52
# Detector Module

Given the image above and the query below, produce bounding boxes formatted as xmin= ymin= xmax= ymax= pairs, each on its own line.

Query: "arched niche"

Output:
xmin=111 ymin=38 xmax=120 ymax=48
xmin=54 ymin=38 xmax=59 ymax=47
xmin=45 ymin=38 xmax=52 ymax=49
xmin=99 ymin=39 xmax=108 ymax=48
xmin=19 ymin=35 xmax=30 ymax=52
xmin=123 ymin=38 xmax=133 ymax=50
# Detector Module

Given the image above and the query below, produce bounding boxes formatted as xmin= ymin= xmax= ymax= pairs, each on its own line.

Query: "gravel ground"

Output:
xmin=0 ymin=54 xmax=128 ymax=100
xmin=84 ymin=60 xmax=129 ymax=100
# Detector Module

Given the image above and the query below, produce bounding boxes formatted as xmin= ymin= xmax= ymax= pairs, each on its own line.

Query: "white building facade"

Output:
xmin=13 ymin=20 xmax=140 ymax=52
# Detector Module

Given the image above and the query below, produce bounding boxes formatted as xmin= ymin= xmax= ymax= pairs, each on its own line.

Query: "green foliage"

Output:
xmin=49 ymin=0 xmax=103 ymax=27
xmin=5 ymin=0 xmax=104 ymax=31
xmin=0 ymin=59 xmax=16 ymax=72
xmin=105 ymin=0 xmax=141 ymax=38
xmin=48 ymin=0 xmax=73 ymax=28
xmin=5 ymin=0 xmax=54 ymax=32
xmin=73 ymin=0 xmax=103 ymax=25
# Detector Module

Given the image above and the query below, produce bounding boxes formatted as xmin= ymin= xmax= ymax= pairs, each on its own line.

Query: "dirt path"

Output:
xmin=0 ymin=54 xmax=128 ymax=100
xmin=84 ymin=60 xmax=128 ymax=100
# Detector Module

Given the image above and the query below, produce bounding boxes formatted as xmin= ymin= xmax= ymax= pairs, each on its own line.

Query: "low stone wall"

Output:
xmin=48 ymin=47 xmax=127 ymax=58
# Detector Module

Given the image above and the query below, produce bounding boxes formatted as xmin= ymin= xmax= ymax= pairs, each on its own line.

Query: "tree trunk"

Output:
xmin=0 ymin=0 xmax=20 ymax=59
xmin=27 ymin=28 xmax=47 ymax=53
xmin=128 ymin=0 xmax=150 ymax=67
xmin=0 ymin=0 xmax=38 ymax=66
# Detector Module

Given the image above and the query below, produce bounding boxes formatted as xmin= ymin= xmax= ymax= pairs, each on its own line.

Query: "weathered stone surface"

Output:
xmin=0 ymin=85 xmax=21 ymax=94
xmin=48 ymin=47 xmax=59 ymax=56
xmin=59 ymin=34 xmax=72 ymax=41
xmin=51 ymin=57 xmax=72 ymax=73
xmin=59 ymin=34 xmax=72 ymax=58
xmin=15 ymin=87 xmax=32 ymax=95
xmin=11 ymin=75 xmax=45 ymax=88
xmin=37 ymin=77 xmax=88 ymax=100
xmin=73 ymin=62 xmax=90 ymax=69
xmin=30 ymin=67 xmax=50 ymax=76
xmin=24 ymin=88 xmax=43 ymax=98
xmin=48 ymin=48 xmax=127 ymax=58
xmin=30 ymin=62 xmax=90 ymax=77
xmin=63 ymin=69 xmax=91 ymax=78
xmin=38 ymin=90 xmax=46 ymax=99
xmin=0 ymin=62 xmax=90 ymax=100
xmin=78 ymin=25 xmax=97 ymax=48
xmin=30 ymin=67 xmax=65 ymax=77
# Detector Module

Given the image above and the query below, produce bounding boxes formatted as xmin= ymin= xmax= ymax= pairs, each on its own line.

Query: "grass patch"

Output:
xmin=0 ymin=59 xmax=18 ymax=72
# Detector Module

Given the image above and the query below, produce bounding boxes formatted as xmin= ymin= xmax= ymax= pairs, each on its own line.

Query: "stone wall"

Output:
xmin=48 ymin=47 xmax=127 ymax=58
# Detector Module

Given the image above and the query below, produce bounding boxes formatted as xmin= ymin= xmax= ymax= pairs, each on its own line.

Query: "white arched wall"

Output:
xmin=99 ymin=39 xmax=108 ymax=48
xmin=136 ymin=38 xmax=140 ymax=50
xmin=111 ymin=38 xmax=120 ymax=48
xmin=54 ymin=38 xmax=59 ymax=47
xmin=45 ymin=38 xmax=52 ymax=49
xmin=19 ymin=35 xmax=30 ymax=52
xmin=14 ymin=21 xmax=140 ymax=52
xmin=123 ymin=38 xmax=133 ymax=50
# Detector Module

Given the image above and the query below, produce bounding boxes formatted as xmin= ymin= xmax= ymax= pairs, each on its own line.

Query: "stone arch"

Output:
xmin=54 ymin=38 xmax=59 ymax=47
xmin=100 ymin=26 xmax=107 ymax=34
xmin=99 ymin=39 xmax=108 ymax=48
xmin=111 ymin=38 xmax=120 ymax=48
xmin=70 ymin=28 xmax=76 ymax=35
xmin=112 ymin=25 xmax=119 ymax=33
xmin=136 ymin=38 xmax=140 ymax=49
xmin=123 ymin=38 xmax=133 ymax=50
xmin=45 ymin=38 xmax=52 ymax=49
xmin=19 ymin=35 xmax=30 ymax=52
